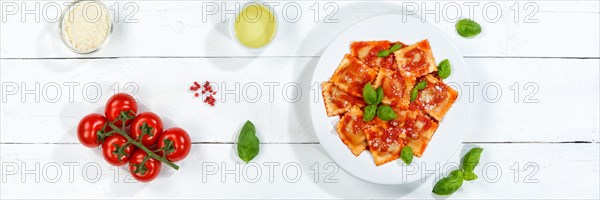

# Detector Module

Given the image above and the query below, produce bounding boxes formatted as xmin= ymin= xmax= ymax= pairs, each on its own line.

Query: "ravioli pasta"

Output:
xmin=322 ymin=39 xmax=458 ymax=166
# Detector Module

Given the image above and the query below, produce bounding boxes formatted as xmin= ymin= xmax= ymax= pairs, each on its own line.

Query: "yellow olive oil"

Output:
xmin=234 ymin=5 xmax=276 ymax=49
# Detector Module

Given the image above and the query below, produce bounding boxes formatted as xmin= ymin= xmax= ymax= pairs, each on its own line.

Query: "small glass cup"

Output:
xmin=59 ymin=0 xmax=113 ymax=54
xmin=229 ymin=2 xmax=279 ymax=52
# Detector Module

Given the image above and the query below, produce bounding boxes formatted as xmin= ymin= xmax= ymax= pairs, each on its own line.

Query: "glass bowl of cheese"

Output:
xmin=59 ymin=0 xmax=112 ymax=54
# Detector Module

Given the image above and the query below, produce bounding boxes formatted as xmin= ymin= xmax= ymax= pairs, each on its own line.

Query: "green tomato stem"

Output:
xmin=108 ymin=123 xmax=180 ymax=170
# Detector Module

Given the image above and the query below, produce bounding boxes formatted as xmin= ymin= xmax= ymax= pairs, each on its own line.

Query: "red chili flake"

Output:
xmin=190 ymin=81 xmax=217 ymax=107
xmin=203 ymin=95 xmax=216 ymax=106
xmin=190 ymin=85 xmax=200 ymax=91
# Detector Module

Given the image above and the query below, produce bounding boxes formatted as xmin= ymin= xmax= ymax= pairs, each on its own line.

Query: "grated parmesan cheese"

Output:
xmin=61 ymin=0 xmax=111 ymax=53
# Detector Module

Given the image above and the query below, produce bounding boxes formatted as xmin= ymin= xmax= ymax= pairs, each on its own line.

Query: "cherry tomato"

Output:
xmin=156 ymin=127 xmax=191 ymax=162
xmin=105 ymin=93 xmax=138 ymax=127
xmin=77 ymin=113 xmax=107 ymax=148
xmin=129 ymin=112 xmax=164 ymax=147
xmin=129 ymin=149 xmax=161 ymax=182
xmin=102 ymin=135 xmax=137 ymax=166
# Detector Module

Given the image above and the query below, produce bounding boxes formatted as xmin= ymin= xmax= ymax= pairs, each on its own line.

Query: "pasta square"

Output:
xmin=364 ymin=123 xmax=405 ymax=166
xmin=336 ymin=106 xmax=369 ymax=156
xmin=321 ymin=82 xmax=365 ymax=117
xmin=329 ymin=54 xmax=378 ymax=97
xmin=412 ymin=74 xmax=458 ymax=121
xmin=322 ymin=39 xmax=459 ymax=166
xmin=399 ymin=109 xmax=439 ymax=157
xmin=350 ymin=41 xmax=400 ymax=70
xmin=393 ymin=39 xmax=437 ymax=78
xmin=373 ymin=69 xmax=416 ymax=109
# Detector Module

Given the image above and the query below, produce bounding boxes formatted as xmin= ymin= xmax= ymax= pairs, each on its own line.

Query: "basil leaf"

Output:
xmin=376 ymin=105 xmax=397 ymax=121
xmin=377 ymin=44 xmax=402 ymax=57
xmin=410 ymin=81 xmax=428 ymax=102
xmin=433 ymin=170 xmax=464 ymax=196
xmin=432 ymin=149 xmax=484 ymax=196
xmin=415 ymin=81 xmax=428 ymax=90
xmin=410 ymin=88 xmax=418 ymax=102
xmin=362 ymin=83 xmax=377 ymax=105
xmin=461 ymin=147 xmax=484 ymax=172
xmin=363 ymin=105 xmax=377 ymax=121
xmin=448 ymin=169 xmax=464 ymax=178
xmin=463 ymin=171 xmax=478 ymax=181
xmin=456 ymin=19 xmax=481 ymax=38
xmin=449 ymin=169 xmax=464 ymax=179
xmin=377 ymin=50 xmax=390 ymax=57
xmin=400 ymin=146 xmax=413 ymax=165
xmin=375 ymin=87 xmax=384 ymax=105
xmin=438 ymin=59 xmax=451 ymax=79
xmin=237 ymin=121 xmax=260 ymax=163
xmin=389 ymin=43 xmax=402 ymax=52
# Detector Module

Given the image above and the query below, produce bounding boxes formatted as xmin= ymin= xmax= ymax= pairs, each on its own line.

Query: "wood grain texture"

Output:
xmin=1 ymin=143 xmax=598 ymax=199
xmin=1 ymin=1 xmax=599 ymax=199
xmin=1 ymin=1 xmax=598 ymax=58
xmin=1 ymin=57 xmax=598 ymax=143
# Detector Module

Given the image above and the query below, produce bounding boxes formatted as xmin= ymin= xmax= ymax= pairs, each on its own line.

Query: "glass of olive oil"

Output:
xmin=230 ymin=3 xmax=278 ymax=51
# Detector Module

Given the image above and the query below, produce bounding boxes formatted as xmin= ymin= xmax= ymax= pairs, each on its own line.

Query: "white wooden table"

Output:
xmin=1 ymin=0 xmax=599 ymax=199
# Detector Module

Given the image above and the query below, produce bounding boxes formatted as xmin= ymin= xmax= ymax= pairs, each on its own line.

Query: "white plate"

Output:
xmin=309 ymin=15 xmax=472 ymax=185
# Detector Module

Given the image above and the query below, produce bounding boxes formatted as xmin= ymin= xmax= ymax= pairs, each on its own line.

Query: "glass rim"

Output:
xmin=58 ymin=0 xmax=113 ymax=54
xmin=229 ymin=2 xmax=280 ymax=52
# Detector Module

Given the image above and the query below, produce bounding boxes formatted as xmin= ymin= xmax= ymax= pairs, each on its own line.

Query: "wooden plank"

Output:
xmin=0 ymin=143 xmax=598 ymax=198
xmin=1 ymin=1 xmax=598 ymax=58
xmin=464 ymin=58 xmax=600 ymax=143
xmin=1 ymin=57 xmax=598 ymax=143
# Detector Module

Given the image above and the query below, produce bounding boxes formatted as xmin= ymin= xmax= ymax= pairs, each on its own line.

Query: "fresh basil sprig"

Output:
xmin=362 ymin=83 xmax=380 ymax=121
xmin=400 ymin=146 xmax=413 ymax=165
xmin=415 ymin=80 xmax=427 ymax=90
xmin=463 ymin=171 xmax=478 ymax=181
xmin=376 ymin=50 xmax=390 ymax=57
xmin=456 ymin=19 xmax=481 ymax=38
xmin=377 ymin=43 xmax=403 ymax=57
xmin=363 ymin=83 xmax=377 ymax=105
xmin=363 ymin=105 xmax=377 ymax=121
xmin=376 ymin=105 xmax=397 ymax=121
xmin=375 ymin=87 xmax=384 ymax=105
xmin=410 ymin=80 xmax=428 ymax=102
xmin=432 ymin=147 xmax=484 ymax=196
xmin=237 ymin=121 xmax=260 ymax=163
xmin=437 ymin=59 xmax=451 ymax=79
xmin=433 ymin=169 xmax=464 ymax=195
xmin=462 ymin=147 xmax=484 ymax=173
xmin=362 ymin=84 xmax=396 ymax=122
xmin=389 ymin=43 xmax=402 ymax=52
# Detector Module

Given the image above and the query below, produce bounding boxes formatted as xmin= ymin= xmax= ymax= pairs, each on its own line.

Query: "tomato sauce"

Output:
xmin=350 ymin=41 xmax=402 ymax=70
xmin=369 ymin=119 xmax=404 ymax=152
xmin=336 ymin=56 xmax=377 ymax=97
xmin=339 ymin=113 xmax=369 ymax=148
xmin=381 ymin=71 xmax=409 ymax=106
xmin=410 ymin=79 xmax=448 ymax=112
xmin=330 ymin=87 xmax=364 ymax=110
xmin=428 ymin=83 xmax=448 ymax=106
xmin=401 ymin=113 xmax=432 ymax=140
xmin=401 ymin=48 xmax=427 ymax=75
xmin=350 ymin=116 xmax=367 ymax=136
xmin=425 ymin=83 xmax=448 ymax=110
